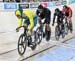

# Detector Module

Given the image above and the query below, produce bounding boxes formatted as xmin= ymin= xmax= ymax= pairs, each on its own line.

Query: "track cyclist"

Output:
xmin=36 ymin=4 xmax=51 ymax=41
xmin=62 ymin=5 xmax=73 ymax=33
xmin=52 ymin=8 xmax=65 ymax=36
xmin=15 ymin=6 xmax=38 ymax=46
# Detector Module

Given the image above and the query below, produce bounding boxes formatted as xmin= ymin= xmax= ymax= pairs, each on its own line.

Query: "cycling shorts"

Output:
xmin=44 ymin=16 xmax=50 ymax=24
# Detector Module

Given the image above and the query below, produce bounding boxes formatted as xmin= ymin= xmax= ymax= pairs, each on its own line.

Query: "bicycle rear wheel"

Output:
xmin=64 ymin=23 xmax=68 ymax=35
xmin=34 ymin=31 xmax=42 ymax=45
xmin=62 ymin=29 xmax=65 ymax=38
xmin=69 ymin=21 xmax=73 ymax=33
xmin=18 ymin=34 xmax=27 ymax=55
xmin=38 ymin=24 xmax=43 ymax=44
xmin=38 ymin=31 xmax=42 ymax=44
xmin=55 ymin=26 xmax=60 ymax=40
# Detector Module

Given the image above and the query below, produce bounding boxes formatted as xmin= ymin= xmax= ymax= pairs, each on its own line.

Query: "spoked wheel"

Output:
xmin=18 ymin=34 xmax=27 ymax=55
xmin=61 ymin=29 xmax=65 ymax=38
xmin=49 ymin=29 xmax=51 ymax=40
xmin=55 ymin=26 xmax=60 ymax=40
xmin=64 ymin=23 xmax=68 ymax=35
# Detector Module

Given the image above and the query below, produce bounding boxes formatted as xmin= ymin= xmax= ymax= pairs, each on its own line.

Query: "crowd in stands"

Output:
xmin=2 ymin=0 xmax=59 ymax=2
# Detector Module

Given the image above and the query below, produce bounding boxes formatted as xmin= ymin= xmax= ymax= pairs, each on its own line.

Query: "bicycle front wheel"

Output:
xmin=64 ymin=23 xmax=68 ymax=35
xmin=38 ymin=32 xmax=42 ymax=44
xmin=55 ymin=26 xmax=60 ymax=40
xmin=18 ymin=34 xmax=27 ymax=55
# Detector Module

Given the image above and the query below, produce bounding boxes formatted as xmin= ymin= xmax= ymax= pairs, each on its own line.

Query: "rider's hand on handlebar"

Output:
xmin=52 ymin=23 xmax=54 ymax=26
xmin=27 ymin=30 xmax=31 ymax=36
xmin=16 ymin=27 xmax=19 ymax=32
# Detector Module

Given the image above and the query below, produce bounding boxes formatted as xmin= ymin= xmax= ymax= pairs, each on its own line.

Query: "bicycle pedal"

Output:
xmin=29 ymin=44 xmax=33 ymax=47
xmin=28 ymin=44 xmax=33 ymax=47
xmin=29 ymin=42 xmax=35 ymax=47
xmin=43 ymin=33 xmax=45 ymax=38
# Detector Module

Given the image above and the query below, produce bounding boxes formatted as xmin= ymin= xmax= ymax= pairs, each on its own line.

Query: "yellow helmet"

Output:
xmin=15 ymin=10 xmax=21 ymax=16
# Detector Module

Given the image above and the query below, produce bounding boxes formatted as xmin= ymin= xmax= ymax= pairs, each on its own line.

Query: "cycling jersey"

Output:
xmin=17 ymin=10 xmax=37 ymax=30
xmin=53 ymin=11 xmax=64 ymax=25
xmin=36 ymin=7 xmax=51 ymax=24
xmin=62 ymin=7 xmax=72 ymax=17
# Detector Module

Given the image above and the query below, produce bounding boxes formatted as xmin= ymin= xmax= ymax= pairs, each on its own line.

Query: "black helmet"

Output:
xmin=63 ymin=5 xmax=67 ymax=9
xmin=38 ymin=4 xmax=43 ymax=9
xmin=55 ymin=8 xmax=60 ymax=13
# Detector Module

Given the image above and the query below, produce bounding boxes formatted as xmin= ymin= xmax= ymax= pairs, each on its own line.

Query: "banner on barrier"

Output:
xmin=4 ymin=3 xmax=18 ymax=9
xmin=1 ymin=2 xmax=72 ymax=11
xmin=30 ymin=3 xmax=40 ymax=8
xmin=53 ymin=1 xmax=62 ymax=6
xmin=62 ymin=1 xmax=67 ymax=5
xmin=19 ymin=3 xmax=29 ymax=9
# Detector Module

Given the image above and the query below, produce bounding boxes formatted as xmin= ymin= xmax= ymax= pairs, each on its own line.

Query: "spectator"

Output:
xmin=3 ymin=0 xmax=59 ymax=2
xmin=15 ymin=0 xmax=20 ymax=2
xmin=3 ymin=0 xmax=14 ymax=2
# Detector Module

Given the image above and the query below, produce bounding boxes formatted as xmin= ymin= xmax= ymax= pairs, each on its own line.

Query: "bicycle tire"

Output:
xmin=45 ymin=28 xmax=51 ymax=41
xmin=38 ymin=32 xmax=42 ymax=44
xmin=69 ymin=21 xmax=73 ymax=33
xmin=34 ymin=29 xmax=42 ymax=45
xmin=64 ymin=23 xmax=68 ymax=35
xmin=18 ymin=34 xmax=27 ymax=55
xmin=55 ymin=26 xmax=60 ymax=40
xmin=62 ymin=29 xmax=65 ymax=38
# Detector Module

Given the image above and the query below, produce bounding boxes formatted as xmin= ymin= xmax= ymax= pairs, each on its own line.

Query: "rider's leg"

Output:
xmin=68 ymin=17 xmax=73 ymax=33
xmin=44 ymin=16 xmax=51 ymax=41
xmin=33 ymin=16 xmax=41 ymax=32
xmin=57 ymin=21 xmax=61 ymax=36
xmin=65 ymin=16 xmax=68 ymax=23
xmin=38 ymin=17 xmax=46 ymax=38
xmin=45 ymin=24 xmax=51 ymax=41
xmin=61 ymin=21 xmax=65 ymax=34
xmin=33 ymin=16 xmax=39 ymax=42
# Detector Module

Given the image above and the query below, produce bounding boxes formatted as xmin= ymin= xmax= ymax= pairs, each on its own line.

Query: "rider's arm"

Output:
xmin=68 ymin=8 xmax=72 ymax=17
xmin=61 ymin=13 xmax=64 ymax=22
xmin=53 ymin=13 xmax=56 ymax=24
xmin=28 ymin=17 xmax=34 ymax=30
xmin=36 ymin=10 xmax=40 ymax=16
xmin=17 ymin=18 xmax=23 ymax=28
xmin=62 ymin=8 xmax=66 ymax=15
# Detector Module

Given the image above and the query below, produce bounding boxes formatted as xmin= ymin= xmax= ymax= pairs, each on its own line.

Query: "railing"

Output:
xmin=2 ymin=0 xmax=60 ymax=2
xmin=0 ymin=1 xmax=63 ymax=11
xmin=0 ymin=0 xmax=75 ymax=11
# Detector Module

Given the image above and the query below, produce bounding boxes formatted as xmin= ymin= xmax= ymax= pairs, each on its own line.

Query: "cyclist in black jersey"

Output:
xmin=52 ymin=8 xmax=65 ymax=34
xmin=36 ymin=5 xmax=51 ymax=41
